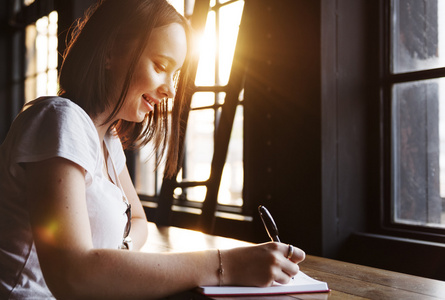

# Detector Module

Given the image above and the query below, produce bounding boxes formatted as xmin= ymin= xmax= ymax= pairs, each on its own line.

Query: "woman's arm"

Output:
xmin=25 ymin=157 xmax=304 ymax=299
xmin=118 ymin=165 xmax=148 ymax=251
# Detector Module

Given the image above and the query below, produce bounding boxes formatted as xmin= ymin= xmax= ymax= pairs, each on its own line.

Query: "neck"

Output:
xmin=96 ymin=123 xmax=109 ymax=143
xmin=93 ymin=112 xmax=115 ymax=143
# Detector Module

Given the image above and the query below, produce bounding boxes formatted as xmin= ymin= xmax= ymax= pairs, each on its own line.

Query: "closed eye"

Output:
xmin=154 ymin=62 xmax=167 ymax=73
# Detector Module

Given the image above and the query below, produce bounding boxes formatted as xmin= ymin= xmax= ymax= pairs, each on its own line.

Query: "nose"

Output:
xmin=159 ymin=75 xmax=176 ymax=99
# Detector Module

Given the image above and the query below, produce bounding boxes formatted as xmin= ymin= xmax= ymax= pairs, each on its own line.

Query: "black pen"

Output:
xmin=258 ymin=205 xmax=281 ymax=242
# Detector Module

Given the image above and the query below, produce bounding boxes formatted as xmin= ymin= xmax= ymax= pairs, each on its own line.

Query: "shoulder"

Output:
xmin=19 ymin=96 xmax=97 ymax=139
xmin=22 ymin=96 xmax=93 ymax=125
xmin=6 ymin=96 xmax=100 ymax=175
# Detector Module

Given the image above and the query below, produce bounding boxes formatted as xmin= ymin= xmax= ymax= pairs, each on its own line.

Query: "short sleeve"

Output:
xmin=9 ymin=97 xmax=100 ymax=177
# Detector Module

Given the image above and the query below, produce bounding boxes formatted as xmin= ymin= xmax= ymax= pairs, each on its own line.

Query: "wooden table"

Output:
xmin=142 ymin=222 xmax=445 ymax=299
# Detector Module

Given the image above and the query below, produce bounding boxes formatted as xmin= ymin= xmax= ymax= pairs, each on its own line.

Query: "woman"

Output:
xmin=0 ymin=0 xmax=305 ymax=298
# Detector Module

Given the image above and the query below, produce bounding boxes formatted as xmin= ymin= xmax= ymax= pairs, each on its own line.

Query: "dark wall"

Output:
xmin=321 ymin=0 xmax=380 ymax=258
xmin=243 ymin=0 xmax=379 ymax=258
xmin=0 ymin=1 xmax=10 ymax=142
xmin=243 ymin=0 xmax=322 ymax=254
xmin=0 ymin=1 xmax=23 ymax=143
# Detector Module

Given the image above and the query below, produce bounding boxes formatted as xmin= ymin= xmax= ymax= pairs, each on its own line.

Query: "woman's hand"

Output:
xmin=221 ymin=242 xmax=305 ymax=287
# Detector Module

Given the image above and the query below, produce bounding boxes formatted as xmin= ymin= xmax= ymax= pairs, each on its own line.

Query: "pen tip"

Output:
xmin=258 ymin=205 xmax=265 ymax=213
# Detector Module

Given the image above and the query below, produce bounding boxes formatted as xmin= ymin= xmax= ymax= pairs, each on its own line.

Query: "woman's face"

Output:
xmin=110 ymin=22 xmax=187 ymax=123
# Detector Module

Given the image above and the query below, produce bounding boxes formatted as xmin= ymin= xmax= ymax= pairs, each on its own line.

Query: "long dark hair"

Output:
xmin=58 ymin=0 xmax=192 ymax=178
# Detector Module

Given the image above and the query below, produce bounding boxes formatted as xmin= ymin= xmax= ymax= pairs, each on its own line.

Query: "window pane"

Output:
xmin=195 ymin=10 xmax=216 ymax=86
xmin=191 ymin=92 xmax=215 ymax=109
xmin=195 ymin=1 xmax=245 ymax=86
xmin=175 ymin=186 xmax=207 ymax=203
xmin=25 ymin=11 xmax=58 ymax=102
xmin=392 ymin=78 xmax=445 ymax=227
xmin=182 ymin=108 xmax=215 ymax=182
xmin=168 ymin=0 xmax=185 ymax=15
xmin=25 ymin=24 xmax=37 ymax=78
xmin=135 ymin=143 xmax=160 ymax=197
xmin=218 ymin=1 xmax=244 ymax=85
xmin=177 ymin=105 xmax=243 ymax=206
xmin=391 ymin=0 xmax=444 ymax=73
xmin=36 ymin=16 xmax=49 ymax=73
xmin=24 ymin=77 xmax=36 ymax=102
xmin=36 ymin=72 xmax=48 ymax=96
xmin=218 ymin=104 xmax=243 ymax=206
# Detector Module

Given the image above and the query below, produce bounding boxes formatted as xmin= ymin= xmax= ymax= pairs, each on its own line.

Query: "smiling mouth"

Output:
xmin=142 ymin=95 xmax=156 ymax=107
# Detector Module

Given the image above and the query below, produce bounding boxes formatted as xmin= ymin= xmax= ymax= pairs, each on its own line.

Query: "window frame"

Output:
xmin=137 ymin=0 xmax=248 ymax=219
xmin=380 ymin=0 xmax=445 ymax=243
xmin=5 ymin=0 xmax=57 ymax=120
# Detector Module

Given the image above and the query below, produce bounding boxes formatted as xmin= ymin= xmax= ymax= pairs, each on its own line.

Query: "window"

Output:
xmin=25 ymin=11 xmax=58 ymax=102
xmin=8 ymin=0 xmax=58 ymax=109
xmin=385 ymin=0 xmax=445 ymax=236
xmin=135 ymin=0 xmax=245 ymax=211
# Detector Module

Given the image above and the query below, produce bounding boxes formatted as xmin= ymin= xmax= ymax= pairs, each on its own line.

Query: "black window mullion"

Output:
xmin=10 ymin=0 xmax=54 ymax=28
xmin=380 ymin=0 xmax=445 ymax=242
xmin=388 ymin=68 xmax=445 ymax=84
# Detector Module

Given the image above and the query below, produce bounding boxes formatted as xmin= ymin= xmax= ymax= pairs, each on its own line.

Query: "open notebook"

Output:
xmin=197 ymin=271 xmax=329 ymax=296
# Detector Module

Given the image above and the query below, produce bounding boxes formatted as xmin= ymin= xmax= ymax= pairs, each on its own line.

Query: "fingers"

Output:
xmin=275 ymin=264 xmax=300 ymax=285
xmin=265 ymin=242 xmax=305 ymax=285
xmin=230 ymin=243 xmax=306 ymax=287
xmin=285 ymin=244 xmax=305 ymax=263
xmin=279 ymin=245 xmax=301 ymax=281
xmin=280 ymin=244 xmax=305 ymax=282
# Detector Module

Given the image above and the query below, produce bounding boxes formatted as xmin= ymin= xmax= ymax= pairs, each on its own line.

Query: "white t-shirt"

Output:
xmin=0 ymin=97 xmax=129 ymax=299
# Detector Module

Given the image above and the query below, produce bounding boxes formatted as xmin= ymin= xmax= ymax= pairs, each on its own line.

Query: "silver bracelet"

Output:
xmin=217 ymin=249 xmax=224 ymax=286
xmin=119 ymin=236 xmax=133 ymax=251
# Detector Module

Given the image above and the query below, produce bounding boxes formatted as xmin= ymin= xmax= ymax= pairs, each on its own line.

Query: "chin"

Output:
xmin=121 ymin=114 xmax=144 ymax=124
xmin=136 ymin=112 xmax=148 ymax=123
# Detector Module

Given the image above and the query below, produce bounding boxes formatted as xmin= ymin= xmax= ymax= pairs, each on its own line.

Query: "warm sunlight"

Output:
xmin=195 ymin=1 xmax=244 ymax=86
xmin=182 ymin=0 xmax=245 ymax=205
xmin=138 ymin=0 xmax=245 ymax=207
